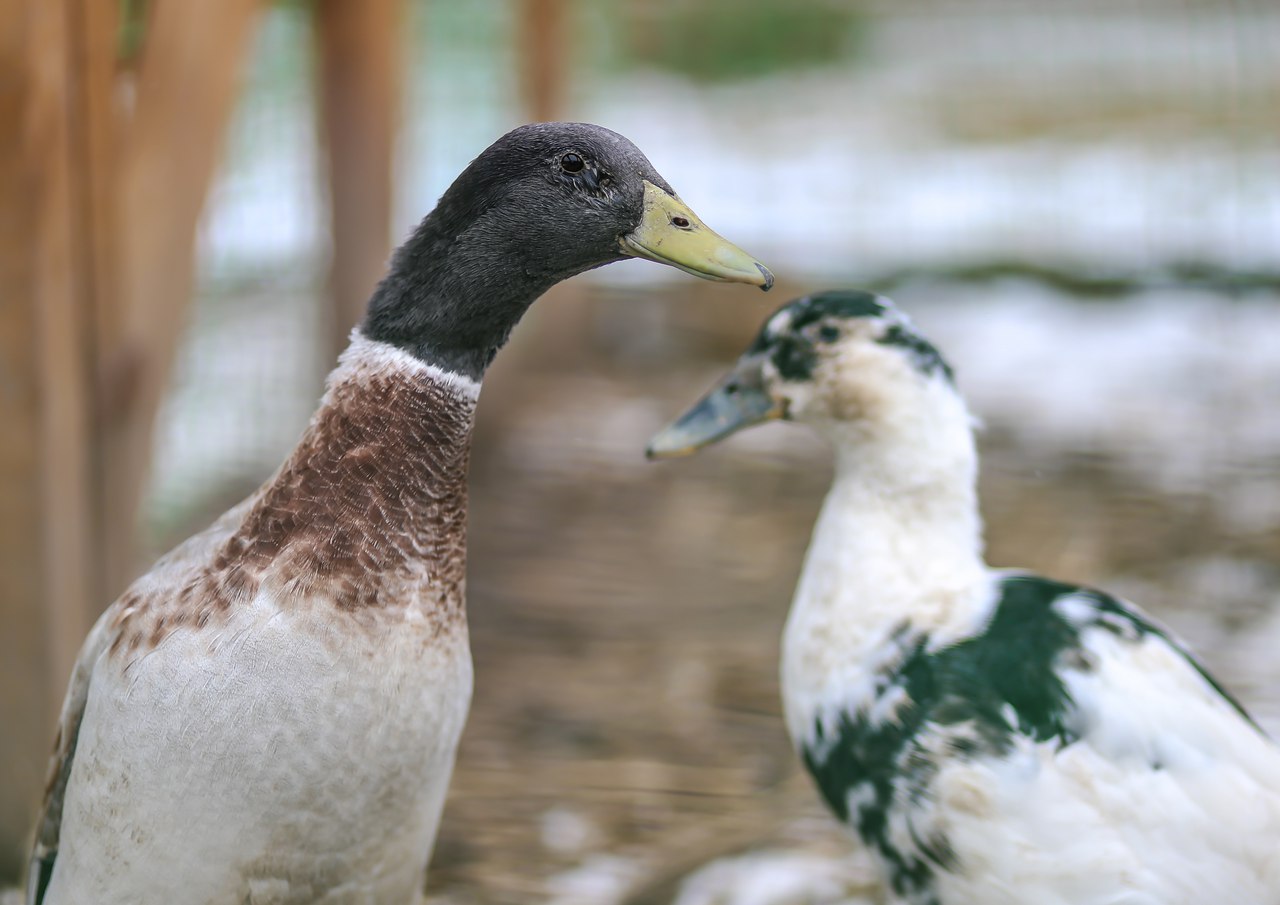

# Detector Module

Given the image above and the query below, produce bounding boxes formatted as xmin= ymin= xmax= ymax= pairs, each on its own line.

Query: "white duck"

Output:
xmin=28 ymin=122 xmax=772 ymax=905
xmin=648 ymin=290 xmax=1280 ymax=905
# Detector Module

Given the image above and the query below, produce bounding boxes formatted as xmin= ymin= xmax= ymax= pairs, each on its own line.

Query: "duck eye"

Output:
xmin=560 ymin=153 xmax=585 ymax=173
xmin=818 ymin=325 xmax=840 ymax=342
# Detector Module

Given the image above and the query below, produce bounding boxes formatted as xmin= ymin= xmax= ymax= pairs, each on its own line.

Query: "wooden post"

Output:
xmin=508 ymin=0 xmax=592 ymax=369
xmin=0 ymin=0 xmax=259 ymax=875
xmin=0 ymin=0 xmax=99 ymax=875
xmin=519 ymin=0 xmax=568 ymax=124
xmin=98 ymin=0 xmax=260 ymax=597
xmin=315 ymin=0 xmax=402 ymax=359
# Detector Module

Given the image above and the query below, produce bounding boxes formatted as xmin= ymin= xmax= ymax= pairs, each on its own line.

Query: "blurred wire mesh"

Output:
xmin=144 ymin=2 xmax=1279 ymax=902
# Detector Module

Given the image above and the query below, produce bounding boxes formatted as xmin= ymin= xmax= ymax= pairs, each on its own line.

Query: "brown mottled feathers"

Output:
xmin=107 ymin=363 xmax=475 ymax=658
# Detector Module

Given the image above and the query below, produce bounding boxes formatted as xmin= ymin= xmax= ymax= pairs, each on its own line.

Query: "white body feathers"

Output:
xmin=650 ymin=291 xmax=1280 ymax=902
xmin=780 ymin=337 xmax=1280 ymax=904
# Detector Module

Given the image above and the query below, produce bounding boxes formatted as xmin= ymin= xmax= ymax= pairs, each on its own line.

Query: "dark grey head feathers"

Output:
xmin=363 ymin=123 xmax=676 ymax=379
xmin=752 ymin=290 xmax=954 ymax=384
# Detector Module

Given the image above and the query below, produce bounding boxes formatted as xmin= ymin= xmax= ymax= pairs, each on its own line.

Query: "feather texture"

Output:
xmin=31 ymin=121 xmax=771 ymax=903
xmin=772 ymin=311 xmax=1280 ymax=905
xmin=655 ymin=292 xmax=1280 ymax=905
xmin=31 ymin=335 xmax=477 ymax=904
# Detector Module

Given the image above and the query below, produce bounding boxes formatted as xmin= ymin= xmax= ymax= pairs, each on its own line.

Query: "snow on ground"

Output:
xmin=671 ymin=849 xmax=884 ymax=905
xmin=494 ymin=283 xmax=1280 ymax=502
xmin=542 ymin=854 xmax=646 ymax=905
xmin=910 ymin=284 xmax=1280 ymax=499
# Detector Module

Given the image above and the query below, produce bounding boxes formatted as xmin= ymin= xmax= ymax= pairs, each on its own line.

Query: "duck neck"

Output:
xmin=818 ymin=436 xmax=985 ymax=601
xmin=781 ymin=420 xmax=987 ymax=737
xmin=225 ymin=333 xmax=480 ymax=615
xmin=362 ymin=194 xmax=608 ymax=381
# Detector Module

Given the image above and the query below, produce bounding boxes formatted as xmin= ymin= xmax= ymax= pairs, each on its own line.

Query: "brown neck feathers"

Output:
xmin=216 ymin=344 xmax=479 ymax=615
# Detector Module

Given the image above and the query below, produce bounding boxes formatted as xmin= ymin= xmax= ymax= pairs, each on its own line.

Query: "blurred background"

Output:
xmin=2 ymin=0 xmax=1278 ymax=901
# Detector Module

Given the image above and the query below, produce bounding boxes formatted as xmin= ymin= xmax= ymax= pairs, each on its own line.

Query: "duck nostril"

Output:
xmin=671 ymin=216 xmax=691 ymax=229
xmin=725 ymin=382 xmax=740 ymax=396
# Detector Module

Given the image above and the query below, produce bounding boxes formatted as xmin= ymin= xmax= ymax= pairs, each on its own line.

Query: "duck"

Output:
xmin=647 ymin=290 xmax=1280 ymax=905
xmin=28 ymin=122 xmax=773 ymax=905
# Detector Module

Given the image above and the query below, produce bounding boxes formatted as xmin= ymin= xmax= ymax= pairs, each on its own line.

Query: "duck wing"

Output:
xmin=802 ymin=573 xmax=1280 ymax=903
xmin=26 ymin=499 xmax=256 ymax=904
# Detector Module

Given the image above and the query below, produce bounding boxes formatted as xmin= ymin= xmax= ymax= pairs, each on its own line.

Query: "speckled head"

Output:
xmin=647 ymin=290 xmax=957 ymax=458
xmin=364 ymin=122 xmax=772 ymax=380
xmin=749 ymin=290 xmax=952 ymax=385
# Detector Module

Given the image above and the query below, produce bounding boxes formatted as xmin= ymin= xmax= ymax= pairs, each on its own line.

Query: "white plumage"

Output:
xmin=650 ymin=290 xmax=1280 ymax=905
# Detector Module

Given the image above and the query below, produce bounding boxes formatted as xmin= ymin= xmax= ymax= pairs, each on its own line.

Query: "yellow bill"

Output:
xmin=620 ymin=181 xmax=774 ymax=291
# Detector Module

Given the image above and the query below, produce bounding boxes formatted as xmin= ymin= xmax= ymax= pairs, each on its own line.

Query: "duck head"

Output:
xmin=364 ymin=123 xmax=772 ymax=379
xmin=647 ymin=290 xmax=971 ymax=474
